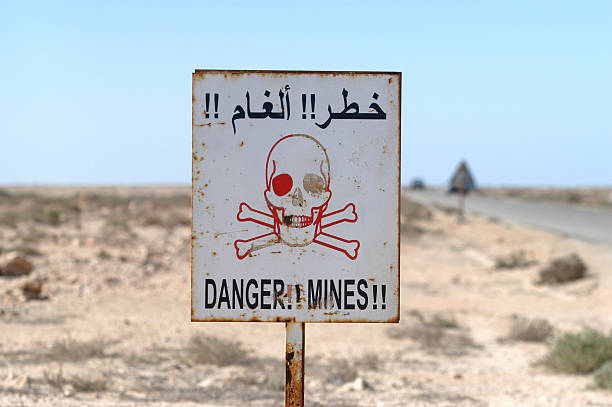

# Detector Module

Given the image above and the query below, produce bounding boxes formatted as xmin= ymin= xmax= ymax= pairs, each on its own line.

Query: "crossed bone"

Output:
xmin=234 ymin=202 xmax=359 ymax=259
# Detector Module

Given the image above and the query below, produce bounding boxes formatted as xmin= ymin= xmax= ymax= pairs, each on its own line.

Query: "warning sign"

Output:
xmin=192 ymin=70 xmax=400 ymax=323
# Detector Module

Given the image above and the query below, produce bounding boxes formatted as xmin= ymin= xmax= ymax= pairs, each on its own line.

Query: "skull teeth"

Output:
xmin=283 ymin=215 xmax=313 ymax=228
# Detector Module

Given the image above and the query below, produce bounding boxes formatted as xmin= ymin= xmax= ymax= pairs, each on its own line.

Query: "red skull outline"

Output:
xmin=234 ymin=134 xmax=360 ymax=260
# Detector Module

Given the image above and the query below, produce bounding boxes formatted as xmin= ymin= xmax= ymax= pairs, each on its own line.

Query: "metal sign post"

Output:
xmin=191 ymin=70 xmax=400 ymax=405
xmin=285 ymin=322 xmax=305 ymax=406
xmin=458 ymin=187 xmax=466 ymax=221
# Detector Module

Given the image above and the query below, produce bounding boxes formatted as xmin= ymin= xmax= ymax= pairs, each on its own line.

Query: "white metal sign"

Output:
xmin=192 ymin=70 xmax=400 ymax=323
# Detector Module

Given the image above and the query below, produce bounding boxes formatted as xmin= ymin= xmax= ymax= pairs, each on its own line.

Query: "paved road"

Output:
xmin=403 ymin=189 xmax=612 ymax=246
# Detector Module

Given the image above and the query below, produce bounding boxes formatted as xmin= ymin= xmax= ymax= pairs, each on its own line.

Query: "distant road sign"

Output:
xmin=192 ymin=70 xmax=400 ymax=323
xmin=449 ymin=160 xmax=476 ymax=193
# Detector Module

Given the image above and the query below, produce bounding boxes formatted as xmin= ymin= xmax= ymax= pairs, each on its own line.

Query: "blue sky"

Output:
xmin=1 ymin=1 xmax=610 ymax=186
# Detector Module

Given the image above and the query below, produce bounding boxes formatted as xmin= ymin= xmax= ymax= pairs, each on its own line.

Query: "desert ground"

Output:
xmin=1 ymin=186 xmax=611 ymax=406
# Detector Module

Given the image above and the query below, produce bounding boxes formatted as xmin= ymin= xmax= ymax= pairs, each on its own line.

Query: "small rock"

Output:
xmin=197 ymin=378 xmax=215 ymax=388
xmin=3 ymin=373 xmax=31 ymax=390
xmin=351 ymin=377 xmax=372 ymax=391
xmin=538 ymin=253 xmax=587 ymax=284
xmin=63 ymin=384 xmax=75 ymax=397
xmin=22 ymin=278 xmax=44 ymax=300
xmin=3 ymin=256 xmax=33 ymax=276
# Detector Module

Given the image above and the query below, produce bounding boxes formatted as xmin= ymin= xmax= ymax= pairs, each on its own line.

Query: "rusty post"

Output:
xmin=285 ymin=322 xmax=305 ymax=407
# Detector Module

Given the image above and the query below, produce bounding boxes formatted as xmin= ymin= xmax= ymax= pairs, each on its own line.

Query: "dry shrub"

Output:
xmin=401 ymin=196 xmax=432 ymax=220
xmin=538 ymin=253 xmax=587 ymax=284
xmin=141 ymin=211 xmax=190 ymax=229
xmin=542 ymin=329 xmax=612 ymax=374
xmin=325 ymin=358 xmax=358 ymax=384
xmin=259 ymin=375 xmax=285 ymax=392
xmin=400 ymin=196 xmax=431 ymax=237
xmin=355 ymin=352 xmax=380 ymax=371
xmin=594 ymin=360 xmax=612 ymax=391
xmin=184 ymin=334 xmax=251 ymax=366
xmin=97 ymin=249 xmax=112 ymax=260
xmin=36 ymin=209 xmax=62 ymax=226
xmin=429 ymin=313 xmax=460 ymax=329
xmin=44 ymin=337 xmax=108 ymax=362
xmin=494 ymin=250 xmax=536 ymax=270
xmin=505 ymin=315 xmax=554 ymax=342
xmin=44 ymin=367 xmax=109 ymax=392
xmin=386 ymin=311 xmax=478 ymax=356
xmin=81 ymin=193 xmax=130 ymax=209
xmin=404 ymin=325 xmax=478 ymax=356
xmin=0 ymin=213 xmax=17 ymax=228
xmin=163 ymin=211 xmax=191 ymax=228
xmin=0 ymin=193 xmax=80 ymax=228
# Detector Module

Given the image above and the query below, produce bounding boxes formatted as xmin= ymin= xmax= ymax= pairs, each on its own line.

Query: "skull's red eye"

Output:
xmin=272 ymin=173 xmax=293 ymax=196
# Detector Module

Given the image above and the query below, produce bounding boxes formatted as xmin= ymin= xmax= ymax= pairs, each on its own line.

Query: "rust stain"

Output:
xmin=285 ymin=323 xmax=304 ymax=406
xmin=240 ymin=141 xmax=245 ymax=147
xmin=196 ymin=122 xmax=226 ymax=127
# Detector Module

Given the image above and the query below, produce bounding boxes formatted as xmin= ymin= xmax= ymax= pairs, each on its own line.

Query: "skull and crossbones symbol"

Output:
xmin=234 ymin=134 xmax=360 ymax=260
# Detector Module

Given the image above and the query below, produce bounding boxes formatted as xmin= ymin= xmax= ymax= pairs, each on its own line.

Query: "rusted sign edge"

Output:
xmin=191 ymin=73 xmax=196 ymax=322
xmin=191 ymin=71 xmax=401 ymax=323
xmin=396 ymin=72 xmax=402 ymax=323
xmin=193 ymin=69 xmax=402 ymax=76
xmin=191 ymin=316 xmax=400 ymax=323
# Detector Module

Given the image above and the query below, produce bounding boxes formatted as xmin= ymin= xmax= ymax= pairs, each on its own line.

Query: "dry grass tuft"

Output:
xmin=494 ymin=250 xmax=537 ymax=270
xmin=44 ymin=367 xmax=109 ymax=392
xmin=325 ymin=358 xmax=359 ymax=384
xmin=183 ymin=334 xmax=251 ymax=366
xmin=355 ymin=352 xmax=380 ymax=371
xmin=386 ymin=311 xmax=478 ymax=356
xmin=504 ymin=315 xmax=554 ymax=342
xmin=44 ymin=337 xmax=108 ymax=362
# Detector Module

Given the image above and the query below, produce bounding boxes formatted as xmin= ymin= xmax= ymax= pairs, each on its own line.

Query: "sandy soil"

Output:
xmin=1 ymin=187 xmax=611 ymax=406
